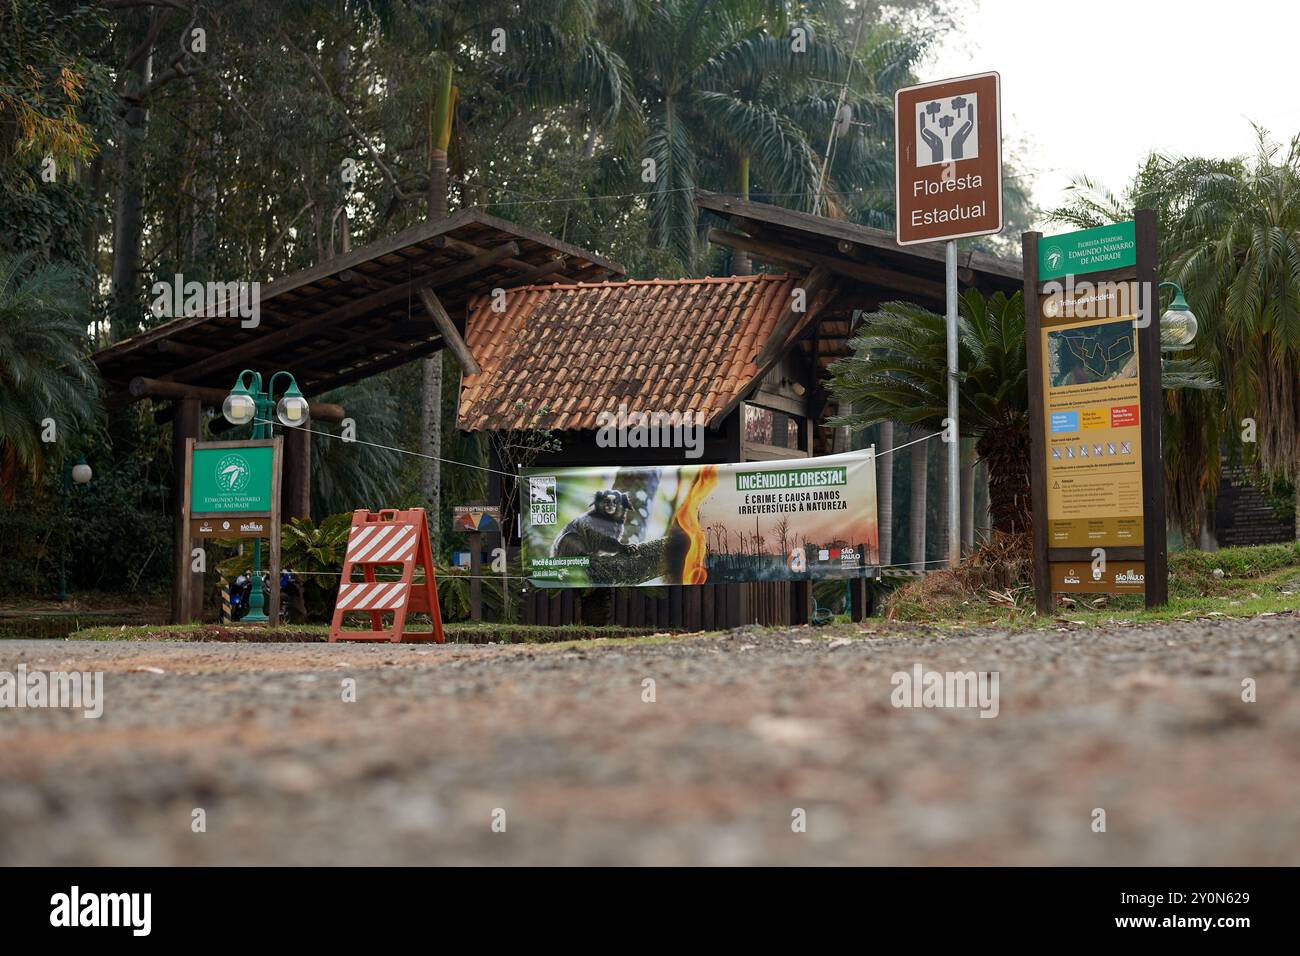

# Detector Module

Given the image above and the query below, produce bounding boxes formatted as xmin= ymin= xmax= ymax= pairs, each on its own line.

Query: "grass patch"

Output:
xmin=66 ymin=620 xmax=662 ymax=645
xmin=885 ymin=541 xmax=1300 ymax=628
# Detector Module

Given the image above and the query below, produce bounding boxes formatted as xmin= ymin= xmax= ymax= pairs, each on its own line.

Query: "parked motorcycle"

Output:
xmin=226 ymin=569 xmax=300 ymax=622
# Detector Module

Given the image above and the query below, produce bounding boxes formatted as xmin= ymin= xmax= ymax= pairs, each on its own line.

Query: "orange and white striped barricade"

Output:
xmin=328 ymin=508 xmax=445 ymax=643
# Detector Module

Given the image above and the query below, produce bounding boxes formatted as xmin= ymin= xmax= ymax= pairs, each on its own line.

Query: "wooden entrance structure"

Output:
xmin=91 ymin=209 xmax=624 ymax=623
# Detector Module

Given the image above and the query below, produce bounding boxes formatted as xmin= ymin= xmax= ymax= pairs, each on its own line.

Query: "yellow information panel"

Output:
xmin=1039 ymin=281 xmax=1143 ymax=548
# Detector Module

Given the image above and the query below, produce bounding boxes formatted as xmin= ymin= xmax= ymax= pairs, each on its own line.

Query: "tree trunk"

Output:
xmin=80 ymin=155 xmax=103 ymax=285
xmin=421 ymin=355 xmax=443 ymax=553
xmin=420 ymin=62 xmax=456 ymax=552
xmin=877 ymin=421 xmax=894 ymax=566
xmin=427 ymin=61 xmax=454 ymax=220
xmin=909 ymin=427 xmax=929 ymax=568
xmin=428 ymin=149 xmax=448 ymax=220
xmin=936 ymin=437 xmax=950 ymax=566
xmin=974 ymin=457 xmax=991 ymax=545
xmin=977 ymin=420 xmax=1032 ymax=534
xmin=109 ymin=43 xmax=152 ymax=342
xmin=731 ymin=153 xmax=752 ymax=276
xmin=961 ymin=437 xmax=975 ymax=554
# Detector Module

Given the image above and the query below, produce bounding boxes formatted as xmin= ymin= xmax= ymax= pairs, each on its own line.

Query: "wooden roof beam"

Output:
xmin=301 ymin=335 xmax=449 ymax=395
xmin=418 ymin=287 xmax=480 ymax=375
xmin=156 ymin=242 xmax=518 ymax=386
xmin=755 ymin=266 xmax=835 ymax=368
xmin=129 ymin=376 xmax=346 ymax=422
xmin=708 ymin=229 xmax=946 ymax=301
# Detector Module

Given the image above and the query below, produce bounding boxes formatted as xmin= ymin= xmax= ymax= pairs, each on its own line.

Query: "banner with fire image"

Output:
xmin=522 ymin=450 xmax=878 ymax=588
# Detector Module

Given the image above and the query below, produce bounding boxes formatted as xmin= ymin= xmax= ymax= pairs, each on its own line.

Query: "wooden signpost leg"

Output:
xmin=1022 ymin=230 xmax=1052 ymax=616
xmin=1135 ymin=209 xmax=1169 ymax=608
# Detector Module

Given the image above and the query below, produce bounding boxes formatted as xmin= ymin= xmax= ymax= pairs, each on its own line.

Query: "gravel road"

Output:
xmin=2 ymin=614 xmax=1298 ymax=865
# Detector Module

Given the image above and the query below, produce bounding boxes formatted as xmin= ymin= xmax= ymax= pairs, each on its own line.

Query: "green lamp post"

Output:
xmin=57 ymin=457 xmax=93 ymax=603
xmin=220 ymin=369 xmax=309 ymax=623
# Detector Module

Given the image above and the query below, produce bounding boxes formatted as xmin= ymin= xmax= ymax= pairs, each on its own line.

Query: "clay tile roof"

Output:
xmin=458 ymin=274 xmax=804 ymax=432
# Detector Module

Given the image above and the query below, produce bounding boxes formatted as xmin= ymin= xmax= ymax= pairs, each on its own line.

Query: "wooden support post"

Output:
xmin=849 ymin=577 xmax=868 ymax=622
xmin=172 ymin=399 xmax=201 ymax=624
xmin=469 ymin=529 xmax=483 ymax=621
xmin=282 ymin=418 xmax=312 ymax=521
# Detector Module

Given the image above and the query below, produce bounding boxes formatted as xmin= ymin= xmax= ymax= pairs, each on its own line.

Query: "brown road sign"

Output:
xmin=895 ymin=71 xmax=1002 ymax=245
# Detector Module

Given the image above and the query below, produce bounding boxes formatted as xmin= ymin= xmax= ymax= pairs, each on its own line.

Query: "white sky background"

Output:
xmin=923 ymin=0 xmax=1300 ymax=230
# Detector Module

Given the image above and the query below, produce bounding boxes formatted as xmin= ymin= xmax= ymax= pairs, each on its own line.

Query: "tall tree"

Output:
xmin=876 ymin=420 xmax=893 ymax=565
xmin=907 ymin=428 xmax=928 ymax=567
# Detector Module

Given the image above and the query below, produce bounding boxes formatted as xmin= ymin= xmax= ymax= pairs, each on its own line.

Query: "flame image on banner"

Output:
xmin=675 ymin=465 xmax=719 ymax=584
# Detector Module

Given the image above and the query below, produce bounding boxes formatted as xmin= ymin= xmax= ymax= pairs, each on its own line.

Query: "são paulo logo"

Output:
xmin=215 ymin=453 xmax=251 ymax=493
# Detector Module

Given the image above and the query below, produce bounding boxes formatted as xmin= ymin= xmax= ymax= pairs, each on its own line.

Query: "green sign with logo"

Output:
xmin=1039 ymin=221 xmax=1136 ymax=280
xmin=190 ymin=444 xmax=274 ymax=513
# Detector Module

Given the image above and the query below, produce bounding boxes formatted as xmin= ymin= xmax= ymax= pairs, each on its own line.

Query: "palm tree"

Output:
xmin=1050 ymin=152 xmax=1238 ymax=539
xmin=616 ymin=0 xmax=875 ymax=267
xmin=1168 ymin=130 xmax=1300 ymax=536
xmin=829 ymin=289 xmax=1213 ymax=536
xmin=0 ymin=253 xmax=99 ymax=497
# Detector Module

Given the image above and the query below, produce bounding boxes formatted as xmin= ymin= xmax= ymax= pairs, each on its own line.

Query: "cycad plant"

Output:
xmin=829 ymin=290 xmax=1030 ymax=533
xmin=0 ymin=253 xmax=99 ymax=497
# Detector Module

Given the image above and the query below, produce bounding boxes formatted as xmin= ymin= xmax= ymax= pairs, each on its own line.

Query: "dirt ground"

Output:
xmin=1 ymin=614 xmax=1298 ymax=865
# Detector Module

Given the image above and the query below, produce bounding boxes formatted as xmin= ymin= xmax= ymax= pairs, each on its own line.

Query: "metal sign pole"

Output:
xmin=946 ymin=239 xmax=960 ymax=567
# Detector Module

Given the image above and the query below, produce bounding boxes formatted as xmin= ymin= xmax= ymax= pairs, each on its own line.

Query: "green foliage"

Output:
xmin=0 ymin=0 xmax=104 ymax=184
xmin=828 ymin=289 xmax=1028 ymax=436
xmin=0 ymin=252 xmax=99 ymax=490
xmin=0 ymin=449 xmax=171 ymax=598
xmin=435 ymin=569 xmax=506 ymax=623
xmin=310 ymin=378 xmax=405 ymax=520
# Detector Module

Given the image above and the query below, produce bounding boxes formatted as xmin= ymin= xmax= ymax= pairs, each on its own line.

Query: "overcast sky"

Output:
xmin=923 ymin=0 xmax=1300 ymax=230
